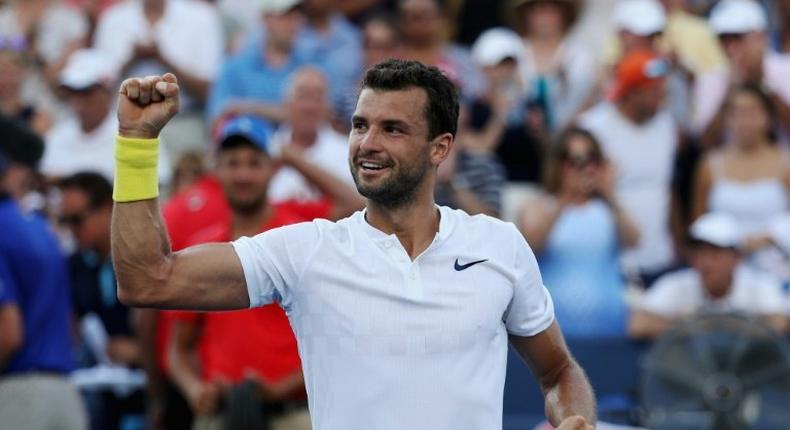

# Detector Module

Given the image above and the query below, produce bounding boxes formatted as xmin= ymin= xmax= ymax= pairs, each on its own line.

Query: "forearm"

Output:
xmin=135 ymin=309 xmax=165 ymax=411
xmin=464 ymin=117 xmax=507 ymax=154
xmin=112 ymin=199 xmax=174 ymax=306
xmin=521 ymin=204 xmax=564 ymax=253
xmin=608 ymin=200 xmax=639 ymax=248
xmin=542 ymin=359 xmax=596 ymax=426
xmin=451 ymin=185 xmax=498 ymax=217
xmin=628 ymin=311 xmax=672 ymax=339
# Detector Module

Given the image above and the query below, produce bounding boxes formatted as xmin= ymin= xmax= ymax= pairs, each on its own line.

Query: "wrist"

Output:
xmin=118 ymin=125 xmax=159 ymax=139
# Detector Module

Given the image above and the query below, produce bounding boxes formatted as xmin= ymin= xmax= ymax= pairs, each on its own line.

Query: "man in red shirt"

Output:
xmin=143 ymin=115 xmax=362 ymax=430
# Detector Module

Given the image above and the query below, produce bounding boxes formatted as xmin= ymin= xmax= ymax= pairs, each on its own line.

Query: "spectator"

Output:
xmin=0 ymin=0 xmax=87 ymax=85
xmin=772 ymin=0 xmax=790 ymax=53
xmin=693 ymin=0 xmax=790 ymax=145
xmin=692 ymin=84 xmax=790 ymax=281
xmin=94 ymin=0 xmax=224 ymax=157
xmin=165 ymin=116 xmax=362 ymax=430
xmin=0 ymin=47 xmax=52 ymax=135
xmin=628 ymin=212 xmax=788 ymax=339
xmin=297 ymin=0 xmax=362 ymax=124
xmin=519 ymin=128 xmax=639 ymax=338
xmin=336 ymin=12 xmax=402 ymax=133
xmin=206 ymin=0 xmax=307 ymax=125
xmin=578 ymin=50 xmax=679 ymax=286
xmin=508 ymin=0 xmax=594 ymax=132
xmin=602 ymin=0 xmax=695 ymax=130
xmin=41 ymin=49 xmax=171 ymax=184
xmin=397 ymin=0 xmax=484 ymax=98
xmin=462 ymin=27 xmax=546 ymax=183
xmin=0 ymin=115 xmax=86 ymax=430
xmin=660 ymin=0 xmax=726 ymax=75
xmin=58 ymin=172 xmax=145 ymax=430
xmin=268 ymin=67 xmax=355 ymax=204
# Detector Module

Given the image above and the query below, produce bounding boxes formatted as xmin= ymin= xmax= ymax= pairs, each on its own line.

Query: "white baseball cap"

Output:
xmin=613 ymin=0 xmax=667 ymax=36
xmin=59 ymin=49 xmax=118 ymax=90
xmin=689 ymin=212 xmax=742 ymax=249
xmin=259 ymin=0 xmax=301 ymax=14
xmin=709 ymin=0 xmax=767 ymax=35
xmin=471 ymin=28 xmax=524 ymax=67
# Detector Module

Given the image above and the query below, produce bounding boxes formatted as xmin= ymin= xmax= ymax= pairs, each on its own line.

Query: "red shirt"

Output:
xmin=155 ymin=176 xmax=330 ymax=381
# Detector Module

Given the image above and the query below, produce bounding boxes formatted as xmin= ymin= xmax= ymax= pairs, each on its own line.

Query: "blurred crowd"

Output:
xmin=1 ymin=0 xmax=789 ymax=429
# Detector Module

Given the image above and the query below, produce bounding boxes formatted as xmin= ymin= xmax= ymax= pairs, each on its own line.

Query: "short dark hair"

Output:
xmin=60 ymin=172 xmax=113 ymax=208
xmin=360 ymin=59 xmax=459 ymax=139
xmin=0 ymin=114 xmax=44 ymax=168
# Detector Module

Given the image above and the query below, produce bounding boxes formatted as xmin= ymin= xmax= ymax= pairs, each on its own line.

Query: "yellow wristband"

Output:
xmin=113 ymin=134 xmax=160 ymax=202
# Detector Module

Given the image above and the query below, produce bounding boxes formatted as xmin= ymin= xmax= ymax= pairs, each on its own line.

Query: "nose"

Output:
xmin=356 ymin=126 xmax=383 ymax=154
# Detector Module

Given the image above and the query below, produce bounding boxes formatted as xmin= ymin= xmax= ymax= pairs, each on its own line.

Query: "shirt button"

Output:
xmin=383 ymin=241 xmax=393 ymax=249
xmin=409 ymin=273 xmax=417 ymax=280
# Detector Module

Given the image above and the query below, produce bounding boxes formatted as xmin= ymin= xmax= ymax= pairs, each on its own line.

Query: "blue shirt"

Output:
xmin=295 ymin=14 xmax=362 ymax=122
xmin=206 ymin=36 xmax=312 ymax=121
xmin=0 ymin=197 xmax=74 ymax=374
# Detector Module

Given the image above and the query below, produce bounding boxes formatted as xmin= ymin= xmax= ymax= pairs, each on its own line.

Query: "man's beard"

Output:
xmin=350 ymin=154 xmax=430 ymax=209
xmin=227 ymin=193 xmax=266 ymax=215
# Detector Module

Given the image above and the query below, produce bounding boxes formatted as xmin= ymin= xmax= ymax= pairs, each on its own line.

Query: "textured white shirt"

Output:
xmin=232 ymin=206 xmax=555 ymax=429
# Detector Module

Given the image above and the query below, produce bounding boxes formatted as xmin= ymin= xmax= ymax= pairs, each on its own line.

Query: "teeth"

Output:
xmin=361 ymin=162 xmax=384 ymax=170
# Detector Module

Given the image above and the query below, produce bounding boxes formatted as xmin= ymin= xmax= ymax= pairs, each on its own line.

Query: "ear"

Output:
xmin=430 ymin=133 xmax=453 ymax=167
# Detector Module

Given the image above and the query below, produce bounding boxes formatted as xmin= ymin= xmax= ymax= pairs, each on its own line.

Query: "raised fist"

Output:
xmin=117 ymin=73 xmax=180 ymax=139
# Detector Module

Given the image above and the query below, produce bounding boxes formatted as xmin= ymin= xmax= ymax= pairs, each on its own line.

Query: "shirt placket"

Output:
xmin=379 ymin=238 xmax=423 ymax=301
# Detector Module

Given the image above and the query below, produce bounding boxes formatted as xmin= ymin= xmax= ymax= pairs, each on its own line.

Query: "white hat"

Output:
xmin=471 ymin=28 xmax=524 ymax=67
xmin=259 ymin=0 xmax=301 ymax=14
xmin=613 ymin=0 xmax=666 ymax=36
xmin=690 ymin=213 xmax=742 ymax=249
xmin=709 ymin=0 xmax=767 ymax=35
xmin=59 ymin=49 xmax=118 ymax=90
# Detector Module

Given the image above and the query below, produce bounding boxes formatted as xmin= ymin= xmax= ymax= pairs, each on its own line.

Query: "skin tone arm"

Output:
xmin=519 ymin=196 xmax=566 ymax=254
xmin=168 ymin=319 xmax=222 ymax=415
xmin=112 ymin=74 xmax=249 ymax=310
xmin=627 ymin=310 xmax=674 ymax=340
xmin=509 ymin=321 xmax=596 ymax=429
xmin=134 ymin=308 xmax=165 ymax=426
xmin=690 ymin=155 xmax=713 ymax=222
xmin=0 ymin=304 xmax=23 ymax=370
xmin=279 ymin=145 xmax=365 ymax=220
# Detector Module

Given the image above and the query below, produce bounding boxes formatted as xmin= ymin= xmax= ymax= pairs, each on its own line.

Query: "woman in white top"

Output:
xmin=692 ymin=84 xmax=790 ymax=278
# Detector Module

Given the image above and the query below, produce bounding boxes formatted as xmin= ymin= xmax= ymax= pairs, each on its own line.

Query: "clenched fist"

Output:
xmin=117 ymin=73 xmax=180 ymax=139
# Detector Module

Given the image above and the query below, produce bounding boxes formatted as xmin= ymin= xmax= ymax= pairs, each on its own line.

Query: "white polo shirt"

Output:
xmin=232 ymin=206 xmax=555 ymax=429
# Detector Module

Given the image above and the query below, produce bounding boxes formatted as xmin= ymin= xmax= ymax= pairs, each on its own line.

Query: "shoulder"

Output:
xmin=735 ymin=266 xmax=782 ymax=291
xmin=577 ymin=102 xmax=612 ymax=126
xmin=99 ymin=1 xmax=137 ymax=23
xmin=651 ymin=268 xmax=700 ymax=292
xmin=443 ymin=206 xmax=522 ymax=246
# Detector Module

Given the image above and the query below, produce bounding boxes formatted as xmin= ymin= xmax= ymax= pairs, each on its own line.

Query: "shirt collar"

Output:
xmin=355 ymin=204 xmax=451 ymax=243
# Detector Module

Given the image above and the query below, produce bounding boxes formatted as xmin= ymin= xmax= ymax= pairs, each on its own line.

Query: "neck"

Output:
xmin=81 ymin=112 xmax=108 ymax=134
xmin=615 ymin=101 xmax=646 ymax=125
xmin=265 ymin=39 xmax=291 ymax=67
xmin=705 ymin=276 xmax=733 ymax=300
xmin=292 ymin=128 xmax=318 ymax=148
xmin=231 ymin=204 xmax=271 ymax=240
xmin=0 ymin=97 xmax=22 ymax=115
xmin=308 ymin=13 xmax=331 ymax=32
xmin=733 ymin=138 xmax=769 ymax=153
xmin=144 ymin=0 xmax=165 ymax=22
xmin=364 ymin=187 xmax=439 ymax=259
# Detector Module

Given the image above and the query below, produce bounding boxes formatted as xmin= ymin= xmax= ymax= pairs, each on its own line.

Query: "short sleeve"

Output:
xmin=638 ymin=271 xmax=691 ymax=317
xmin=751 ymin=275 xmax=787 ymax=315
xmin=0 ymin=254 xmax=19 ymax=306
xmin=504 ymin=225 xmax=555 ymax=336
xmin=231 ymin=222 xmax=321 ymax=309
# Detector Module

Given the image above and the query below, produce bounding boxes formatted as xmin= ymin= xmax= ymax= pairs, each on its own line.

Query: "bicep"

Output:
xmin=0 ymin=303 xmax=23 ymax=356
xmin=157 ymin=243 xmax=249 ymax=311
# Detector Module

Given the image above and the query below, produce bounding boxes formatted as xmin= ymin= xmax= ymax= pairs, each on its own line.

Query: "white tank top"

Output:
xmin=707 ymin=153 xmax=789 ymax=235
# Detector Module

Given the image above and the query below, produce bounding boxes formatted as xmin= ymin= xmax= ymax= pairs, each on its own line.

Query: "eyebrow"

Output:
xmin=350 ymin=116 xmax=413 ymax=132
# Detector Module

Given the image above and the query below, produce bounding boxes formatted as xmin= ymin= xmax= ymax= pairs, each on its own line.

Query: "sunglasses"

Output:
xmin=563 ymin=153 xmax=601 ymax=169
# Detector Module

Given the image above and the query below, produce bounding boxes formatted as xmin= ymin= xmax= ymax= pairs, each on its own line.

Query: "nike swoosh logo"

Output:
xmin=454 ymin=258 xmax=488 ymax=271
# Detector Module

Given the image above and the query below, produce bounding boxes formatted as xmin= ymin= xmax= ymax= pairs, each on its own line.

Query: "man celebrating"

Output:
xmin=111 ymin=61 xmax=596 ymax=429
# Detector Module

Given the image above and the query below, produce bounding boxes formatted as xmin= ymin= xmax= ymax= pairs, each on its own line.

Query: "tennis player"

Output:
xmin=111 ymin=60 xmax=595 ymax=430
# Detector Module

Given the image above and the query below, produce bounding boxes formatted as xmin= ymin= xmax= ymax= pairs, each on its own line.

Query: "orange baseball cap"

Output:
xmin=609 ymin=50 xmax=669 ymax=100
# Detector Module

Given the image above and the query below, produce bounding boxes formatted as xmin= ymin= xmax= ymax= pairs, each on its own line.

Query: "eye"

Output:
xmin=351 ymin=121 xmax=368 ymax=132
xmin=384 ymin=125 xmax=403 ymax=135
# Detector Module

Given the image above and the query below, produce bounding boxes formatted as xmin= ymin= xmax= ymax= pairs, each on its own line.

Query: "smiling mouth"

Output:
xmin=358 ymin=161 xmax=391 ymax=173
